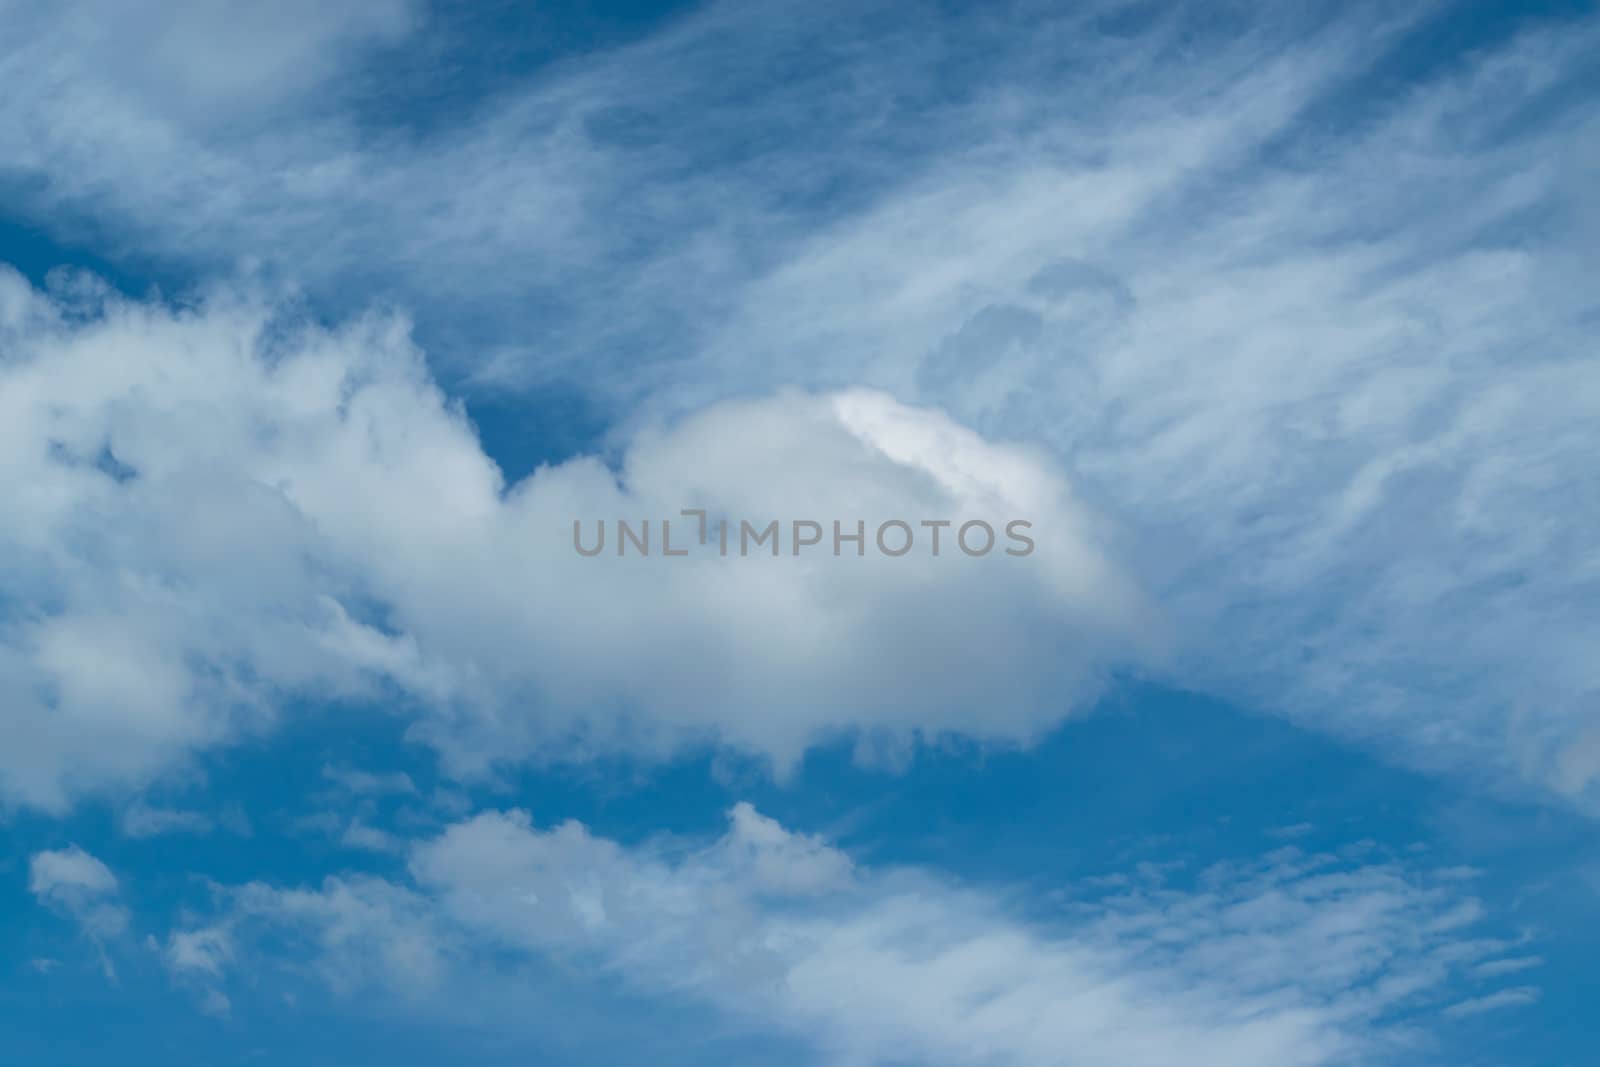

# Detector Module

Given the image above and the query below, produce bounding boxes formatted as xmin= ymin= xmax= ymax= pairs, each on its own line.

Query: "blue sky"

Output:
xmin=1 ymin=1 xmax=1597 ymax=1064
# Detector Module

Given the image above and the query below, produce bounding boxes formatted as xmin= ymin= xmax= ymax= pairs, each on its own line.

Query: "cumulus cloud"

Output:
xmin=0 ymin=268 xmax=1148 ymax=809
xmin=165 ymin=805 xmax=1534 ymax=1067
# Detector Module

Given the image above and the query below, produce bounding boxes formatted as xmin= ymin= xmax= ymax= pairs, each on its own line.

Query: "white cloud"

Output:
xmin=165 ymin=926 xmax=233 ymax=979
xmin=2 ymin=1 xmax=1594 ymax=814
xmin=681 ymin=18 xmax=1600 ymax=808
xmin=0 ymin=269 xmax=1149 ymax=809
xmin=322 ymin=764 xmax=418 ymax=797
xmin=1471 ymin=956 xmax=1541 ymax=979
xmin=1 ymin=0 xmax=417 ymax=126
xmin=340 ymin=820 xmax=406 ymax=855
xmin=1441 ymin=986 xmax=1541 ymax=1019
xmin=167 ymin=805 xmax=1534 ymax=1067
xmin=198 ymin=987 xmax=233 ymax=1018
xmin=121 ymin=802 xmax=215 ymax=838
xmin=29 ymin=846 xmax=118 ymax=897
xmin=28 ymin=846 xmax=129 ymax=944
xmin=0 ymin=2 xmax=1436 ymax=392
xmin=183 ymin=875 xmax=449 ymax=999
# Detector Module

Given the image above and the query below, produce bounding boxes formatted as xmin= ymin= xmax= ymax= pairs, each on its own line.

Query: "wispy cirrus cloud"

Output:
xmin=160 ymin=803 xmax=1538 ymax=1067
xmin=1441 ymin=986 xmax=1541 ymax=1019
